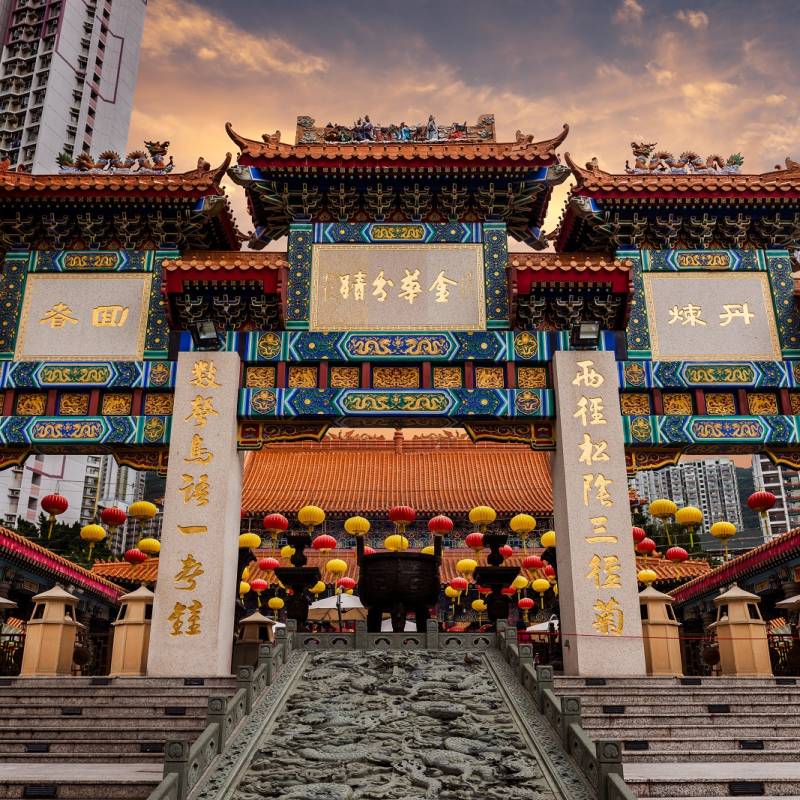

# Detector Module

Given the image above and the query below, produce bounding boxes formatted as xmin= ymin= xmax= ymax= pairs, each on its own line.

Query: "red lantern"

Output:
xmin=449 ymin=577 xmax=468 ymax=592
xmin=263 ymin=513 xmax=289 ymax=534
xmin=632 ymin=526 xmax=647 ymax=544
xmin=543 ymin=564 xmax=556 ymax=578
xmin=124 ymin=548 xmax=148 ymax=565
xmin=389 ymin=505 xmax=416 ymax=528
xmin=522 ymin=554 xmax=544 ymax=571
xmin=501 ymin=587 xmax=516 ymax=596
xmin=258 ymin=557 xmax=280 ymax=572
xmin=665 ymin=546 xmax=688 ymax=563
xmin=636 ymin=537 xmax=656 ymax=555
xmin=477 ymin=585 xmax=491 ymax=595
xmin=312 ymin=534 xmax=337 ymax=553
xmin=337 ymin=576 xmax=356 ymax=591
xmin=41 ymin=493 xmax=69 ymax=540
xmin=100 ymin=506 xmax=127 ymax=529
xmin=499 ymin=544 xmax=514 ymax=559
xmin=517 ymin=597 xmax=535 ymax=611
xmin=250 ymin=578 xmax=268 ymax=594
xmin=428 ymin=514 xmax=453 ymax=535
xmin=363 ymin=545 xmax=376 ymax=555
xmin=465 ymin=532 xmax=484 ymax=552
xmin=747 ymin=491 xmax=776 ymax=515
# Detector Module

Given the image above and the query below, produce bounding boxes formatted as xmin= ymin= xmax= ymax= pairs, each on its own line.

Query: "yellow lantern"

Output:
xmin=310 ymin=581 xmax=326 ymax=595
xmin=242 ymin=567 xmax=250 ymax=581
xmin=637 ymin=569 xmax=658 ymax=585
xmin=444 ymin=586 xmax=459 ymax=600
xmin=344 ymin=516 xmax=370 ymax=537
xmin=346 ymin=589 xmax=354 ymax=595
xmin=420 ymin=545 xmax=435 ymax=555
xmin=471 ymin=599 xmax=487 ymax=622
xmin=531 ymin=577 xmax=550 ymax=597
xmin=267 ymin=596 xmax=284 ymax=611
xmin=552 ymin=582 xmax=558 ymax=598
xmin=710 ymin=521 xmax=736 ymax=559
xmin=540 ymin=530 xmax=556 ymax=549
xmin=79 ymin=523 xmax=106 ymax=558
xmin=675 ymin=505 xmax=703 ymax=547
xmin=128 ymin=501 xmax=157 ymax=520
xmin=239 ymin=581 xmax=251 ymax=596
xmin=469 ymin=505 xmax=496 ymax=531
xmin=456 ymin=558 xmax=477 ymax=577
xmin=326 ymin=558 xmax=347 ymax=576
xmin=297 ymin=505 xmax=325 ymax=531
xmin=511 ymin=575 xmax=529 ymax=592
xmin=239 ymin=532 xmax=261 ymax=549
xmin=279 ymin=544 xmax=295 ymax=561
xmin=509 ymin=513 xmax=536 ymax=547
xmin=384 ymin=534 xmax=409 ymax=552
xmin=648 ymin=498 xmax=677 ymax=520
xmin=138 ymin=537 xmax=161 ymax=555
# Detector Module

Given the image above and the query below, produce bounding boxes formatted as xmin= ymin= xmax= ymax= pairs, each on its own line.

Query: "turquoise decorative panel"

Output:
xmin=0 ymin=415 xmax=170 ymax=445
xmin=622 ymin=414 xmax=798 ymax=446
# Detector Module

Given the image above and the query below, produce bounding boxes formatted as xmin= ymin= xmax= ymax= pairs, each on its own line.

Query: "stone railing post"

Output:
xmin=519 ymin=642 xmax=533 ymax=675
xmin=206 ymin=695 xmax=228 ymax=750
xmin=595 ymin=739 xmax=624 ymax=800
xmin=236 ymin=665 xmax=255 ymax=714
xmin=534 ymin=664 xmax=554 ymax=712
xmin=426 ymin=618 xmax=439 ymax=650
xmin=560 ymin=696 xmax=582 ymax=743
xmin=163 ymin=739 xmax=189 ymax=799
xmin=275 ymin=626 xmax=287 ymax=660
xmin=355 ymin=619 xmax=367 ymax=649
xmin=258 ymin=643 xmax=274 ymax=684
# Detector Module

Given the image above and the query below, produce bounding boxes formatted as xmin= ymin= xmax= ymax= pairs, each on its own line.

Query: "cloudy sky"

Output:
xmin=128 ymin=0 xmax=799 ymax=239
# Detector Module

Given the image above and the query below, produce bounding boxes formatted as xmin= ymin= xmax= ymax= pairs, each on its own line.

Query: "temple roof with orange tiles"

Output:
xmin=240 ymin=431 xmax=552 ymax=518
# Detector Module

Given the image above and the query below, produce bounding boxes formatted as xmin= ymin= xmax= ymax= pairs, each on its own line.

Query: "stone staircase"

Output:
xmin=0 ymin=675 xmax=236 ymax=800
xmin=554 ymin=675 xmax=800 ymax=799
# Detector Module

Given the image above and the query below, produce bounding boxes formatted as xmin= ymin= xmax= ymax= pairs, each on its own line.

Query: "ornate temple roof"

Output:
xmin=226 ymin=122 xmax=569 ymax=166
xmin=0 ymin=154 xmax=232 ymax=197
xmin=565 ymin=153 xmax=800 ymax=198
xmin=556 ymin=152 xmax=800 ymax=252
xmin=670 ymin=527 xmax=800 ymax=604
xmin=93 ymin=549 xmax=709 ymax=588
xmin=0 ymin=527 xmax=123 ymax=602
xmin=241 ymin=433 xmax=552 ymax=516
xmin=163 ymin=251 xmax=288 ymax=272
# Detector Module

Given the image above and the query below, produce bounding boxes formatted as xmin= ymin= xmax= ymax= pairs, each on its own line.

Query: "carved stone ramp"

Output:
xmin=196 ymin=649 xmax=594 ymax=800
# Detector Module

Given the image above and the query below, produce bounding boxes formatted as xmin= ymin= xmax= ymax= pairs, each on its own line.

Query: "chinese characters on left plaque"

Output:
xmin=571 ymin=359 xmax=624 ymax=637
xmin=167 ymin=359 xmax=222 ymax=637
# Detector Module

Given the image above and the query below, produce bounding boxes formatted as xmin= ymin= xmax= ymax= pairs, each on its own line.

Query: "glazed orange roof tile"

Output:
xmin=226 ymin=122 xmax=569 ymax=166
xmin=508 ymin=253 xmax=633 ymax=273
xmin=240 ymin=436 xmax=553 ymax=516
xmin=93 ymin=550 xmax=709 ymax=588
xmin=163 ymin=251 xmax=288 ymax=272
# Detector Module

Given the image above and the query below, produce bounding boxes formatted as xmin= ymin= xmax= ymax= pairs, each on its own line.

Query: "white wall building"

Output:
xmin=0 ymin=0 xmax=147 ymax=173
xmin=632 ymin=458 xmax=744 ymax=536
xmin=0 ymin=453 xmax=144 ymax=544
xmin=752 ymin=454 xmax=800 ymax=540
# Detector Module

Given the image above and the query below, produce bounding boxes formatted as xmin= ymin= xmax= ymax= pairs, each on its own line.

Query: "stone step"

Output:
xmin=579 ymin=702 xmax=797 ymax=715
xmin=620 ymin=736 xmax=800 ymax=754
xmin=623 ymin=760 xmax=800 ymax=798
xmin=0 ymin=751 xmax=158 ymax=763
xmin=560 ymin=689 xmax=800 ymax=701
xmin=583 ymin=724 xmax=800 ymax=738
xmin=0 ymin=763 xmax=162 ymax=800
xmin=0 ymin=739 xmax=167 ymax=755
xmin=0 ymin=677 xmax=236 ymax=689
xmin=582 ymin=712 xmax=800 ymax=727
xmin=0 ymin=688 xmax=232 ymax=701
xmin=624 ymin=750 xmax=800 ymax=763
xmin=0 ymin=721 xmax=205 ymax=737
xmin=0 ymin=706 xmax=208 ymax=721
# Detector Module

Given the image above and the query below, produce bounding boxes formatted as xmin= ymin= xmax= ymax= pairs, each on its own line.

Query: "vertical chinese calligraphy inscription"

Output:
xmin=551 ymin=350 xmax=646 ymax=675
xmin=147 ymin=351 xmax=241 ymax=676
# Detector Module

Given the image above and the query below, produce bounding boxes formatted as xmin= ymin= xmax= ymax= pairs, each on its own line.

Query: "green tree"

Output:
xmin=19 ymin=513 xmax=114 ymax=567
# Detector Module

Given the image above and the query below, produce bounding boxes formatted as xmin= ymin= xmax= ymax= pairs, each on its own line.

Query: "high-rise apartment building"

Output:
xmin=0 ymin=453 xmax=144 ymax=543
xmin=632 ymin=458 xmax=744 ymax=541
xmin=752 ymin=454 xmax=800 ymax=540
xmin=0 ymin=0 xmax=147 ymax=173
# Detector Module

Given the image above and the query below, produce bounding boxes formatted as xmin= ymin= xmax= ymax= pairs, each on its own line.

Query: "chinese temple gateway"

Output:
xmin=3 ymin=113 xmax=800 ymax=798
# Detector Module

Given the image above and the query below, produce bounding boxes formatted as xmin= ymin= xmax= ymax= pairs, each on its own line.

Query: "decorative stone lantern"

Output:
xmin=710 ymin=584 xmax=772 ymax=677
xmin=20 ymin=585 xmax=82 ymax=676
xmin=233 ymin=610 xmax=277 ymax=668
xmin=639 ymin=585 xmax=683 ymax=676
xmin=109 ymin=585 xmax=154 ymax=676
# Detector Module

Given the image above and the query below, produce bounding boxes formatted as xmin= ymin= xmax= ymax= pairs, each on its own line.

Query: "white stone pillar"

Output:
xmin=551 ymin=350 xmax=646 ymax=676
xmin=147 ymin=351 xmax=242 ymax=676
